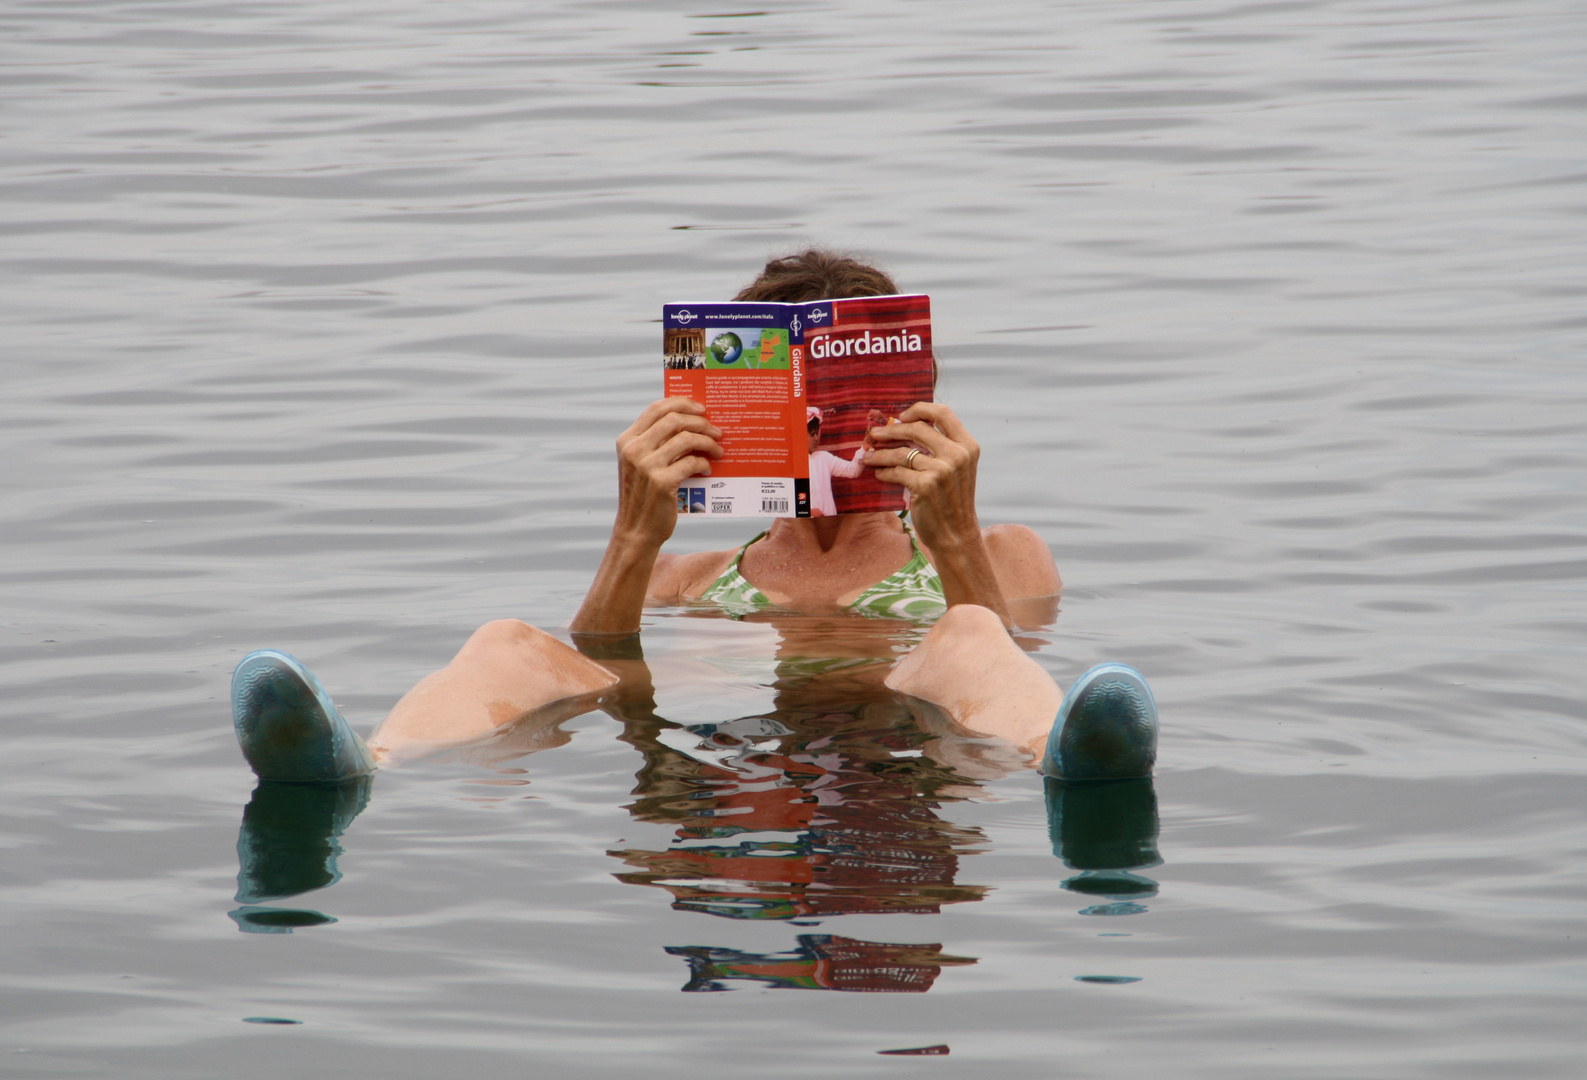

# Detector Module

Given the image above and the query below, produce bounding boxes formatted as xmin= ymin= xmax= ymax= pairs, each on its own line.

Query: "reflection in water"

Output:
xmin=595 ymin=616 xmax=996 ymax=991
xmin=1045 ymin=776 xmax=1161 ymax=916
xmin=220 ymin=613 xmax=1168 ymax=977
xmin=666 ymin=935 xmax=974 ymax=993
xmin=229 ymin=906 xmax=338 ymax=935
xmin=609 ymin=641 xmax=992 ymax=923
xmin=229 ymin=777 xmax=371 ymax=933
xmin=610 ymin=706 xmax=989 ymax=920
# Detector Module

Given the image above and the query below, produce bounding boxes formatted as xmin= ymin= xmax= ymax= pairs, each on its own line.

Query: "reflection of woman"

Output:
xmin=603 ymin=660 xmax=987 ymax=992
xmin=231 ymin=251 xmax=1155 ymax=791
xmin=610 ymin=665 xmax=990 ymax=923
xmin=804 ymin=406 xmax=865 ymax=518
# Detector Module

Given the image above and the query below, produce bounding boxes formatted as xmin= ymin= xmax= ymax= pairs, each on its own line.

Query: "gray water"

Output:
xmin=3 ymin=0 xmax=1585 ymax=1075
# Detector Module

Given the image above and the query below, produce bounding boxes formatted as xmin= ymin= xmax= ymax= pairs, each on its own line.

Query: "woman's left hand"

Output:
xmin=865 ymin=402 xmax=983 ymax=554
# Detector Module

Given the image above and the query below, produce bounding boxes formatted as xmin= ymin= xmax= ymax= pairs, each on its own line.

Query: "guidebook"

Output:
xmin=662 ymin=294 xmax=933 ymax=517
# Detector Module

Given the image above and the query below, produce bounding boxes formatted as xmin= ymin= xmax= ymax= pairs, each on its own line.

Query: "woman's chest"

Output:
xmin=739 ymin=536 xmax=915 ymax=608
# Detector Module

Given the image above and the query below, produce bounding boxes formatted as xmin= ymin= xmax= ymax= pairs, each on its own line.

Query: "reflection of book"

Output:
xmin=665 ymin=935 xmax=975 ymax=993
xmin=662 ymin=295 xmax=933 ymax=517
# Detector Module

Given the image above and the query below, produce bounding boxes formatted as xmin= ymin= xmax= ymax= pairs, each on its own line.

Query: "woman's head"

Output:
xmin=738 ymin=248 xmax=936 ymax=389
xmin=735 ymin=250 xmax=897 ymax=303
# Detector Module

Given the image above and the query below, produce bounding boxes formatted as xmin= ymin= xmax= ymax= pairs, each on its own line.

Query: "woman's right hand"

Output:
xmin=612 ymin=397 xmax=723 ymax=548
xmin=572 ymin=398 xmax=722 ymax=635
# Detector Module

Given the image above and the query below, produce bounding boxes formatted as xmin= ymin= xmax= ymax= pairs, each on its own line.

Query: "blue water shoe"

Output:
xmin=1042 ymin=663 xmax=1157 ymax=781
xmin=232 ymin=650 xmax=376 ymax=781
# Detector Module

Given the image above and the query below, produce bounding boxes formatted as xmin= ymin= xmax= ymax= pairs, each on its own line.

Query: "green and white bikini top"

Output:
xmin=696 ymin=520 xmax=947 ymax=621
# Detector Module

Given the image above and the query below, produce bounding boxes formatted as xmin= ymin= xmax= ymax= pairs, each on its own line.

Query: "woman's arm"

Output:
xmin=570 ymin=398 xmax=723 ymax=635
xmin=866 ymin=403 xmax=1056 ymax=628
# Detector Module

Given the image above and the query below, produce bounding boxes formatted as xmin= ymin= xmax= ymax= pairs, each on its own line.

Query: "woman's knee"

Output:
xmin=933 ymin=603 xmax=1005 ymax=640
xmin=460 ymin=618 xmax=554 ymax=657
xmin=451 ymin=619 xmax=616 ymax=694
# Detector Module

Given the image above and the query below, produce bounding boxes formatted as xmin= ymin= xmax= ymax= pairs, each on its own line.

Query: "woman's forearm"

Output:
xmin=570 ymin=529 xmax=662 ymax=635
xmin=927 ymin=531 xmax=1012 ymax=627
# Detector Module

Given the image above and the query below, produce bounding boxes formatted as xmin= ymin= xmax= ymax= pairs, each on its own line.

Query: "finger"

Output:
xmin=863 ymin=445 xmax=937 ymax=470
xmin=869 ymin=419 xmax=957 ymax=458
xmin=623 ymin=410 xmax=723 ymax=459
xmin=650 ymin=430 xmax=724 ymax=468
xmin=626 ymin=396 xmax=704 ymax=430
xmin=620 ymin=397 xmax=709 ymax=443
xmin=640 ymin=406 xmax=721 ymax=444
xmin=869 ymin=464 xmax=928 ymax=492
xmin=897 ymin=401 xmax=970 ymax=442
xmin=658 ymin=455 xmax=715 ymax=485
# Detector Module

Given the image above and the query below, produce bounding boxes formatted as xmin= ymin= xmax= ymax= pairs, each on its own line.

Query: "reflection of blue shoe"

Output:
xmin=228 ymin=905 xmax=338 ymax=935
xmin=235 ymin=777 xmax=373 ymax=904
xmin=1042 ymin=663 xmax=1157 ymax=781
xmin=232 ymin=650 xmax=376 ymax=782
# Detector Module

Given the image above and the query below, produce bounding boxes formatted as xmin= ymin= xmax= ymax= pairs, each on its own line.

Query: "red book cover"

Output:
xmin=804 ymin=293 xmax=934 ymax=516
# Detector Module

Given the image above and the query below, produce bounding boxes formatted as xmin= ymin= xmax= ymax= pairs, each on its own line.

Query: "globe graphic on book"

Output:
xmin=708 ymin=332 xmax=743 ymax=365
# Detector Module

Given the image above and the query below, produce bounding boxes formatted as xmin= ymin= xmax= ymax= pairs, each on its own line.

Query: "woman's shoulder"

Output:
xmin=910 ymin=523 xmax=1059 ymax=595
xmin=650 ymin=547 xmax=741 ymax=603
xmin=914 ymin=523 xmax=1060 ymax=600
xmin=979 ymin=523 xmax=1062 ymax=598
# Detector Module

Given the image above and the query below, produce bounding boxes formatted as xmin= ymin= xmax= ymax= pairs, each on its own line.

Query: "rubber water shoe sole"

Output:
xmin=232 ymin=650 xmax=376 ymax=782
xmin=1042 ymin=662 xmax=1158 ymax=781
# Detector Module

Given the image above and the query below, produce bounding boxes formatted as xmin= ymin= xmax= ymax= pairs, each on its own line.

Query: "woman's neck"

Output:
xmin=765 ymin=512 xmax=904 ymax=554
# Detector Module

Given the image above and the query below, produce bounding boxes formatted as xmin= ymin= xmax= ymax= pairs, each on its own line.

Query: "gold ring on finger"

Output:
xmin=905 ymin=448 xmax=922 ymax=468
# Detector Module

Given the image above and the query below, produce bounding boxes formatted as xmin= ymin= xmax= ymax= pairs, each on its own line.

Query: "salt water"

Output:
xmin=2 ymin=1 xmax=1584 ymax=1076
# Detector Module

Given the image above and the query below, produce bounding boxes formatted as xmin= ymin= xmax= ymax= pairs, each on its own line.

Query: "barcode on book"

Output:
xmin=711 ymin=500 xmax=733 ymax=514
xmin=761 ymin=498 xmax=789 ymax=514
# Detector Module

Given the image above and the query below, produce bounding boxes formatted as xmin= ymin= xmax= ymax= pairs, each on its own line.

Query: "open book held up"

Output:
xmin=663 ymin=294 xmax=933 ymax=517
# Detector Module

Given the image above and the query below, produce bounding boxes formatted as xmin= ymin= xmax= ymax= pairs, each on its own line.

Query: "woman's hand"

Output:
xmin=612 ymin=398 xmax=723 ymax=547
xmin=571 ymin=398 xmax=721 ymax=635
xmin=866 ymin=402 xmax=982 ymax=551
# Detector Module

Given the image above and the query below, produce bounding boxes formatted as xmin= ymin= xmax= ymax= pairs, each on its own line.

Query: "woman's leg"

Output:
xmin=367 ymin=619 xmax=618 ymax=763
xmin=885 ymin=604 xmax=1062 ymax=764
xmin=889 ymin=604 xmax=1158 ymax=781
xmin=233 ymin=619 xmax=620 ymax=780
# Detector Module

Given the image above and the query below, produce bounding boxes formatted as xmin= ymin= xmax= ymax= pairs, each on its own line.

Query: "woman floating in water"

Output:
xmin=231 ymin=251 xmax=1158 ymax=786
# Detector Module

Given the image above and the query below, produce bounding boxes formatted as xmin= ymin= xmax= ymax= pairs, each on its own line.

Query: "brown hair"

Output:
xmin=734 ymin=249 xmax=897 ymax=303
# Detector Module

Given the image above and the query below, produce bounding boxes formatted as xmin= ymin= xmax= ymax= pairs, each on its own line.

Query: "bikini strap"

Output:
xmin=898 ymin=517 xmax=925 ymax=557
xmin=731 ymin=530 xmax=770 ymax=569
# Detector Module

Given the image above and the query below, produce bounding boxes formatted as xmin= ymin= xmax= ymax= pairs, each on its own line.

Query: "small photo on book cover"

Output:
xmin=664 ymin=325 xmax=790 ymax=370
xmin=662 ymin=295 xmax=932 ymax=518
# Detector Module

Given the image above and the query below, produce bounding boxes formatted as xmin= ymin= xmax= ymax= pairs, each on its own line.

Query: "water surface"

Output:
xmin=2 ymin=1 xmax=1585 ymax=1076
